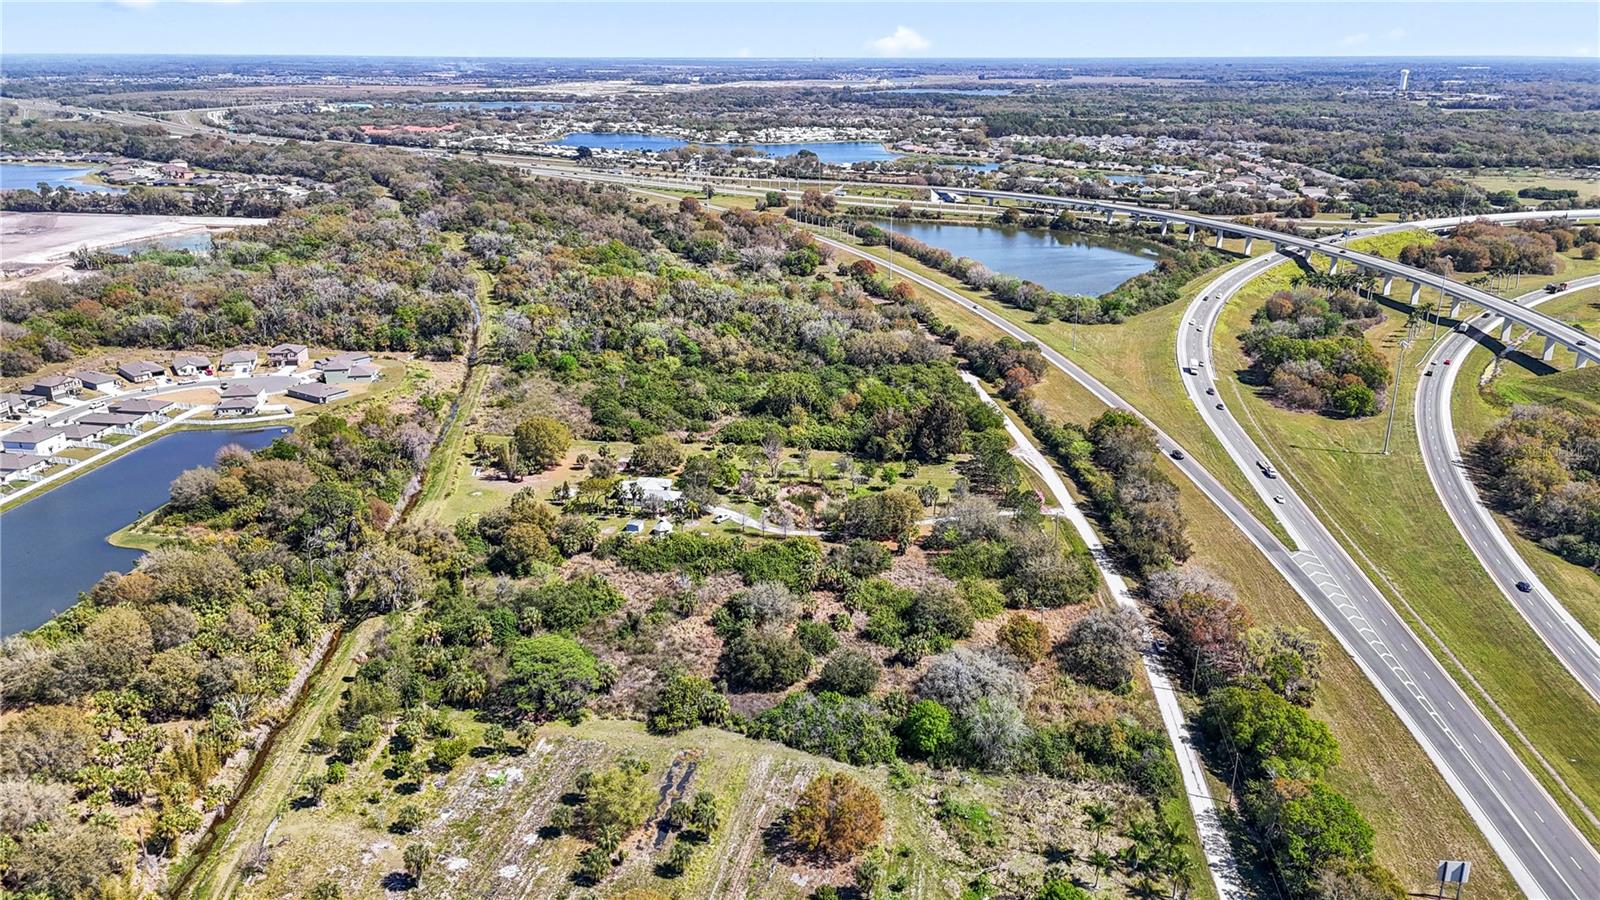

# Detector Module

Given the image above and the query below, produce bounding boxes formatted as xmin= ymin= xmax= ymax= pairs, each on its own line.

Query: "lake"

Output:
xmin=0 ymin=162 xmax=126 ymax=194
xmin=878 ymin=220 xmax=1158 ymax=297
xmin=551 ymin=132 xmax=901 ymax=164
xmin=0 ymin=427 xmax=285 ymax=636
xmin=105 ymin=232 xmax=215 ymax=256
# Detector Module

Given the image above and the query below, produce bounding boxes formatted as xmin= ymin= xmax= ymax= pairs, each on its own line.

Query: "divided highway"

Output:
xmin=1185 ymin=257 xmax=1600 ymax=900
xmin=1415 ymin=277 xmax=1600 ymax=704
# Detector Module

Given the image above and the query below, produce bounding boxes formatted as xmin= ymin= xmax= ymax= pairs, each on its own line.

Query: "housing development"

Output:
xmin=0 ymin=4 xmax=1596 ymax=900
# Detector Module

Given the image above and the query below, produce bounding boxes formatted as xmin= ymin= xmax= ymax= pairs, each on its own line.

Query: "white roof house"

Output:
xmin=619 ymin=477 xmax=682 ymax=505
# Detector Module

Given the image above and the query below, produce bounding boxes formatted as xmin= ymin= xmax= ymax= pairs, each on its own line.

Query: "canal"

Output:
xmin=0 ymin=427 xmax=285 ymax=636
xmin=877 ymin=219 xmax=1159 ymax=297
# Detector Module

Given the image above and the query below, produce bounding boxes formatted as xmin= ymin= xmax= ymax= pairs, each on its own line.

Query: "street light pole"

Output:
xmin=1382 ymin=331 xmax=1414 ymax=455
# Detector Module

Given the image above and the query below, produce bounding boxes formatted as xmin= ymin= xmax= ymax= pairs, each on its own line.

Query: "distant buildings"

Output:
xmin=117 ymin=361 xmax=165 ymax=384
xmin=288 ymin=382 xmax=349 ymax=404
xmin=267 ymin=343 xmax=309 ymax=368
xmin=1399 ymin=69 xmax=1411 ymax=91
xmin=75 ymin=371 xmax=120 ymax=392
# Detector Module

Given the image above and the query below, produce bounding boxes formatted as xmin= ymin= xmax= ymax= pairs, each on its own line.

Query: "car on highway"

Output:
xmin=1273 ymin=495 xmax=1285 ymax=504
xmin=1205 ymin=387 xmax=1216 ymax=395
xmin=1443 ymin=358 xmax=1451 ymax=365
xmin=1215 ymin=403 xmax=1225 ymax=410
xmin=1170 ymin=449 xmax=1186 ymax=460
xmin=1516 ymin=580 xmax=1533 ymax=592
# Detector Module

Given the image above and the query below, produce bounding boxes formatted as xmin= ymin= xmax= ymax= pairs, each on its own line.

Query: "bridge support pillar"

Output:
xmin=1448 ymin=300 xmax=1463 ymax=320
xmin=1328 ymin=256 xmax=1339 ymax=275
xmin=1501 ymin=320 xmax=1514 ymax=343
xmin=1105 ymin=209 xmax=1116 ymax=225
xmin=1160 ymin=221 xmax=1170 ymax=236
xmin=1214 ymin=231 xmax=1225 ymax=249
xmin=1578 ymin=355 xmax=1591 ymax=369
xmin=1187 ymin=227 xmax=1197 ymax=243
xmin=1243 ymin=237 xmax=1255 ymax=254
xmin=1381 ymin=276 xmax=1394 ymax=296
xmin=1542 ymin=335 xmax=1558 ymax=361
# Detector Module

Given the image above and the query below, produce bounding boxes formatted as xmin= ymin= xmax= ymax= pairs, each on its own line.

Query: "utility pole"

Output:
xmin=1382 ymin=331 xmax=1415 ymax=455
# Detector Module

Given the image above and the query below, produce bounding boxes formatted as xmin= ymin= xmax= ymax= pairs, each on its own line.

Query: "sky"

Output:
xmin=2 ymin=1 xmax=1596 ymax=59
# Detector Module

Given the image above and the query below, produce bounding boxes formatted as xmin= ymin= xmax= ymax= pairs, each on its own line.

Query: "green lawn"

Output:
xmin=1213 ymin=256 xmax=1600 ymax=846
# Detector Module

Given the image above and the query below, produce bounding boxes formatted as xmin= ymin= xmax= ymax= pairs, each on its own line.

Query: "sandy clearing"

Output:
xmin=0 ymin=211 xmax=269 ymax=270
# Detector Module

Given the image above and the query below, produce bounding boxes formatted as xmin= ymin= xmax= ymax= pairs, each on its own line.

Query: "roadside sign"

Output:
xmin=1436 ymin=861 xmax=1471 ymax=884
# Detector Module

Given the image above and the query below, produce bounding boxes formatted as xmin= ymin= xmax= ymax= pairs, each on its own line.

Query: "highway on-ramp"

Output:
xmin=1184 ymin=256 xmax=1600 ymax=900
xmin=1415 ymin=278 xmax=1600 ymax=704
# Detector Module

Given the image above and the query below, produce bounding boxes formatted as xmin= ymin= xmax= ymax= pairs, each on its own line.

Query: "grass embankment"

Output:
xmin=1212 ymin=250 xmax=1600 ymax=847
xmin=1449 ymin=285 xmax=1600 ymax=638
xmin=823 ymin=232 xmax=1514 ymax=895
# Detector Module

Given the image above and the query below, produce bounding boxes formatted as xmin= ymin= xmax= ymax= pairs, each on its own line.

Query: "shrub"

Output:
xmin=815 ymin=649 xmax=881 ymax=697
xmin=915 ymin=648 xmax=1027 ymax=715
xmin=1059 ymin=607 xmax=1143 ymax=689
xmin=960 ymin=696 xmax=1031 ymax=770
xmin=504 ymin=634 xmax=605 ymax=719
xmin=751 ymin=692 xmax=899 ymax=765
xmin=996 ymin=614 xmax=1049 ymax=664
xmin=899 ymin=699 xmax=956 ymax=761
xmin=909 ymin=584 xmax=974 ymax=641
xmin=525 ymin=573 xmax=625 ymax=633
xmin=785 ymin=773 xmax=883 ymax=860
xmin=727 ymin=581 xmax=799 ymax=628
xmin=795 ymin=619 xmax=840 ymax=655
xmin=647 ymin=673 xmax=729 ymax=735
xmin=718 ymin=627 xmax=811 ymax=692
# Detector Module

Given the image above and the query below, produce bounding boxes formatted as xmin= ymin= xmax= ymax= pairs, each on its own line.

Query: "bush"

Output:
xmin=525 ymin=573 xmax=624 ymax=633
xmin=784 ymin=773 xmax=883 ymax=860
xmin=726 ymin=581 xmax=799 ymax=628
xmin=580 ymin=763 xmax=655 ymax=836
xmin=1059 ymin=607 xmax=1143 ymax=690
xmin=751 ymin=692 xmax=899 ymax=765
xmin=718 ymin=627 xmax=811 ymax=692
xmin=899 ymin=699 xmax=956 ymax=761
xmin=915 ymin=648 xmax=1027 ymax=715
xmin=795 ymin=619 xmax=839 ymax=655
xmin=815 ymin=649 xmax=881 ymax=697
xmin=504 ymin=634 xmax=605 ymax=719
xmin=960 ymin=696 xmax=1031 ymax=770
xmin=996 ymin=614 xmax=1049 ymax=664
xmin=909 ymin=584 xmax=974 ymax=641
xmin=647 ymin=673 xmax=729 ymax=735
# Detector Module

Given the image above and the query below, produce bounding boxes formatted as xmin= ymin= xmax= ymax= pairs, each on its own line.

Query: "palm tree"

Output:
xmin=402 ymin=842 xmax=431 ymax=887
xmin=1082 ymin=802 xmax=1114 ymax=852
xmin=1089 ymin=848 xmax=1115 ymax=889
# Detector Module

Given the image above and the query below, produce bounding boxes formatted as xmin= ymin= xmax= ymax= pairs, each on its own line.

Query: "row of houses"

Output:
xmin=1 ymin=396 xmax=181 ymax=456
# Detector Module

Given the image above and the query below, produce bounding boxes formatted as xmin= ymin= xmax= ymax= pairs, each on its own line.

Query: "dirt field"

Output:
xmin=0 ymin=211 xmax=269 ymax=277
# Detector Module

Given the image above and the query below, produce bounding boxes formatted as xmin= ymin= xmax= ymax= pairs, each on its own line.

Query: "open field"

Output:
xmin=1460 ymin=169 xmax=1600 ymax=203
xmin=1212 ymin=254 xmax=1600 ymax=845
xmin=0 ymin=210 xmax=268 ymax=275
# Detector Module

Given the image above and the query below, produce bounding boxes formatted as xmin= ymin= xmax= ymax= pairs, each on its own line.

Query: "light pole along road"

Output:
xmin=1414 ymin=276 xmax=1600 ymax=704
xmin=1183 ymin=253 xmax=1600 ymax=900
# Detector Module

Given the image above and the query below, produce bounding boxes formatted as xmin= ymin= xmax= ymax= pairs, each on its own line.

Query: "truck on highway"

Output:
xmin=1546 ymin=281 xmax=1570 ymax=293
xmin=1184 ymin=358 xmax=1201 ymax=375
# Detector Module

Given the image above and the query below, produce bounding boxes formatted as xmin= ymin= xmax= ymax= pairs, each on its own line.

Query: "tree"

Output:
xmin=504 ymin=634 xmax=605 ymax=719
xmin=1245 ymin=626 xmax=1324 ymax=706
xmin=1202 ymin=686 xmax=1339 ymax=779
xmin=961 ymin=696 xmax=1030 ymax=770
xmin=784 ymin=773 xmax=883 ymax=860
xmin=393 ymin=804 xmax=424 ymax=834
xmin=899 ymin=699 xmax=956 ymax=761
xmin=916 ymin=648 xmax=1027 ymax=716
xmin=629 ymin=435 xmax=684 ymax=476
xmin=580 ymin=764 xmax=654 ymax=836
xmin=0 ymin=705 xmax=98 ymax=781
xmin=1083 ymin=801 xmax=1114 ymax=851
xmin=996 ymin=613 xmax=1049 ymax=664
xmin=815 ymin=649 xmax=881 ymax=697
xmin=513 ymin=416 xmax=573 ymax=472
xmin=402 ymin=842 xmax=431 ymax=886
xmin=717 ymin=627 xmax=811 ymax=692
xmin=1245 ymin=778 xmax=1375 ymax=891
xmin=647 ymin=673 xmax=729 ymax=735
xmin=837 ymin=490 xmax=923 ymax=546
xmin=1088 ymin=848 xmax=1115 ymax=889
xmin=1059 ymin=607 xmax=1143 ymax=690
xmin=912 ymin=395 xmax=967 ymax=462
xmin=5 ymin=823 xmax=128 ymax=897
xmin=1038 ymin=876 xmax=1093 ymax=900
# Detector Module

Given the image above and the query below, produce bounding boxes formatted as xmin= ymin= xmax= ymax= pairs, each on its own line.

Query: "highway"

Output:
xmin=1184 ymin=257 xmax=1600 ymax=900
xmin=1415 ymin=277 xmax=1600 ymax=704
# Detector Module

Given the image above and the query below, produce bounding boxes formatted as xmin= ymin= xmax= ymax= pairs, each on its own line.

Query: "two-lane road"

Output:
xmin=1415 ymin=278 xmax=1600 ymax=704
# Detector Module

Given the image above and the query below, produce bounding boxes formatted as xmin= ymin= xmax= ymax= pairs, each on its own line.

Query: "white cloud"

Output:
xmin=1340 ymin=32 xmax=1371 ymax=46
xmin=1385 ymin=27 xmax=1408 ymax=40
xmin=869 ymin=26 xmax=929 ymax=57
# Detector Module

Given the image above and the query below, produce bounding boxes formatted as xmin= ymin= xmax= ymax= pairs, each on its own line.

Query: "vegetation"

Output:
xmin=1473 ymin=405 xmax=1600 ymax=570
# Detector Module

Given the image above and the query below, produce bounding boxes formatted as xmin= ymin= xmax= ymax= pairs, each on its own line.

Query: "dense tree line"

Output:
xmin=1240 ymin=284 xmax=1389 ymax=418
xmin=1474 ymin=405 xmax=1600 ymax=570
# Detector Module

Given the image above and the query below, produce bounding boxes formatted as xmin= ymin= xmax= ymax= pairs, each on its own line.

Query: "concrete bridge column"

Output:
xmin=1501 ymin=320 xmax=1515 ymax=343
xmin=1243 ymin=237 xmax=1255 ymax=254
xmin=1160 ymin=221 xmax=1170 ymax=236
xmin=1543 ymin=335 xmax=1559 ymax=361
xmin=1578 ymin=355 xmax=1591 ymax=369
xmin=1328 ymin=256 xmax=1339 ymax=275
xmin=1410 ymin=283 xmax=1422 ymax=304
xmin=1187 ymin=227 xmax=1197 ymax=243
xmin=1105 ymin=210 xmax=1116 ymax=225
xmin=1381 ymin=276 xmax=1394 ymax=296
xmin=1214 ymin=231 xmax=1226 ymax=249
xmin=1273 ymin=242 xmax=1285 ymax=254
xmin=1448 ymin=300 xmax=1464 ymax=319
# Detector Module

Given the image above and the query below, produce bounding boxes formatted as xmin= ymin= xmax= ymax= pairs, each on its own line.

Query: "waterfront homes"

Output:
xmin=75 ymin=411 xmax=143 ymax=432
xmin=173 ymin=354 xmax=210 ymax=377
xmin=56 ymin=421 xmax=113 ymax=444
xmin=287 ymin=382 xmax=349 ymax=404
xmin=220 ymin=348 xmax=258 ymax=376
xmin=117 ymin=361 xmax=166 ymax=384
xmin=267 ymin=343 xmax=310 ymax=368
xmin=215 ymin=395 xmax=262 ymax=417
xmin=109 ymin=397 xmax=175 ymax=423
xmin=23 ymin=374 xmax=81 ymax=402
xmin=2 ymin=425 xmax=69 ymax=456
xmin=76 ymin=371 xmax=120 ymax=393
xmin=0 ymin=451 xmax=48 ymax=483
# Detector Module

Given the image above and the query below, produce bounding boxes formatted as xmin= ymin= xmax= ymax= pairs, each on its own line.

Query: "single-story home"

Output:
xmin=220 ymin=349 xmax=258 ymax=376
xmin=76 ymin=371 xmax=120 ymax=392
xmin=75 ymin=411 xmax=143 ymax=430
xmin=215 ymin=396 xmax=262 ymax=417
xmin=110 ymin=397 xmax=174 ymax=418
xmin=2 ymin=425 xmax=68 ymax=456
xmin=172 ymin=354 xmax=210 ymax=377
xmin=287 ymin=382 xmax=349 ymax=404
xmin=620 ymin=476 xmax=683 ymax=507
xmin=57 ymin=421 xmax=112 ymax=443
xmin=0 ymin=451 xmax=48 ymax=482
xmin=348 ymin=363 xmax=381 ymax=383
xmin=23 ymin=374 xmax=81 ymax=402
xmin=221 ymin=382 xmax=270 ymax=402
xmin=267 ymin=343 xmax=310 ymax=368
xmin=317 ymin=353 xmax=379 ymax=384
xmin=0 ymin=393 xmax=46 ymax=418
xmin=315 ymin=351 xmax=372 ymax=371
xmin=117 ymin=361 xmax=166 ymax=383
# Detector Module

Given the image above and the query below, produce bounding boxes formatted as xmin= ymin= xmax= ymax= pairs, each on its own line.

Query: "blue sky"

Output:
xmin=2 ymin=1 xmax=1595 ymax=59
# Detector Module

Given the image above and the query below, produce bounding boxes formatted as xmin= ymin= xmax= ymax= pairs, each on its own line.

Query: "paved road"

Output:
xmin=1415 ymin=277 xmax=1600 ymax=704
xmin=962 ymin=373 xmax=1248 ymax=900
xmin=1184 ymin=256 xmax=1600 ymax=900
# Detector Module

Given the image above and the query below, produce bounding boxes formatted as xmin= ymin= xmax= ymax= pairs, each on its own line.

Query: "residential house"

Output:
xmin=316 ymin=352 xmax=375 ymax=384
xmin=76 ymin=371 xmax=120 ymax=393
xmin=287 ymin=383 xmax=349 ymax=404
xmin=267 ymin=343 xmax=310 ymax=368
xmin=57 ymin=422 xmax=112 ymax=444
xmin=23 ymin=374 xmax=82 ymax=402
xmin=215 ymin=396 xmax=262 ymax=417
xmin=221 ymin=382 xmax=269 ymax=403
xmin=0 ymin=393 xmax=45 ymax=418
xmin=348 ymin=363 xmax=381 ymax=383
xmin=2 ymin=425 xmax=68 ymax=456
xmin=117 ymin=361 xmax=166 ymax=384
xmin=75 ymin=412 xmax=143 ymax=432
xmin=619 ymin=477 xmax=683 ymax=507
xmin=172 ymin=354 xmax=210 ymax=377
xmin=110 ymin=397 xmax=175 ymax=423
xmin=220 ymin=349 xmax=258 ymax=376
xmin=0 ymin=451 xmax=48 ymax=483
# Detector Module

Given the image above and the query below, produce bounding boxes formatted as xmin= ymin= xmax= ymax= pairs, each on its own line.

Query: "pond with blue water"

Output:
xmin=550 ymin=133 xmax=901 ymax=164
xmin=877 ymin=219 xmax=1159 ymax=297
xmin=1 ymin=162 xmax=125 ymax=194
